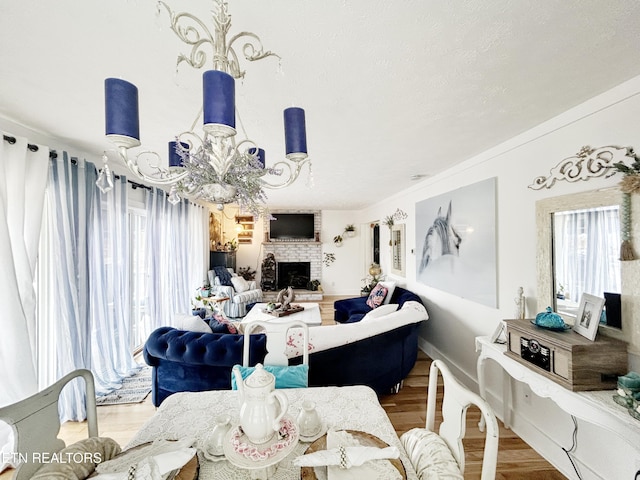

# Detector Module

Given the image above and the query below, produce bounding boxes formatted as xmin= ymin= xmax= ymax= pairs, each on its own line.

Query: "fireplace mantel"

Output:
xmin=262 ymin=241 xmax=321 ymax=246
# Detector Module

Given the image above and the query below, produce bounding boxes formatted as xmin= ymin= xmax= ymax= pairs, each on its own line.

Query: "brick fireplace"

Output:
xmin=262 ymin=210 xmax=323 ymax=301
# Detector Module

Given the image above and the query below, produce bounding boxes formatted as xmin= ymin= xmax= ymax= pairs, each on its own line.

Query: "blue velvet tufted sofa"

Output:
xmin=334 ymin=286 xmax=423 ymax=323
xmin=145 ymin=287 xmax=427 ymax=405
xmin=143 ymin=327 xmax=269 ymax=406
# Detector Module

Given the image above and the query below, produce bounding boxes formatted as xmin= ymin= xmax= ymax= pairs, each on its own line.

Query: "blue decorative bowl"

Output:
xmin=532 ymin=307 xmax=570 ymax=331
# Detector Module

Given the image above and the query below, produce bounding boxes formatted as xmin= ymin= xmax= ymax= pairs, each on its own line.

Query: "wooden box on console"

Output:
xmin=505 ymin=318 xmax=628 ymax=391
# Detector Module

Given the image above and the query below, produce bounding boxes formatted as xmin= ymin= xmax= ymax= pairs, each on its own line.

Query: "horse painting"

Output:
xmin=419 ymin=201 xmax=461 ymax=272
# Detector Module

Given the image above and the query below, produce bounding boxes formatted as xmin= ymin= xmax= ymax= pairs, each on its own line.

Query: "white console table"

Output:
xmin=475 ymin=335 xmax=640 ymax=450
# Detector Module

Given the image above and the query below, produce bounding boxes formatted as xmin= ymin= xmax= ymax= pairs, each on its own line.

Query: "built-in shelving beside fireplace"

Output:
xmin=262 ymin=210 xmax=323 ymax=300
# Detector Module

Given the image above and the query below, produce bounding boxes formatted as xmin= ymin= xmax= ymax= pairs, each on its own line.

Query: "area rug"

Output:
xmin=96 ymin=367 xmax=152 ymax=406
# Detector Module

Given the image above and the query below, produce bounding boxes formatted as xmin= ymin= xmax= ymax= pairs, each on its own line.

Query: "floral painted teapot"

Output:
xmin=233 ymin=364 xmax=289 ymax=444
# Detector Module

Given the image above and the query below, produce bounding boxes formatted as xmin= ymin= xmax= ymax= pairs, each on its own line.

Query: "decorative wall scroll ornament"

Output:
xmin=611 ymin=153 xmax=640 ymax=260
xmin=528 ymin=145 xmax=636 ymax=190
xmin=391 ymin=208 xmax=408 ymax=222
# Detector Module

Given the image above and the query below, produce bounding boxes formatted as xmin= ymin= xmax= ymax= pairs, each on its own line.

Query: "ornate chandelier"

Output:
xmin=98 ymin=0 xmax=310 ymax=215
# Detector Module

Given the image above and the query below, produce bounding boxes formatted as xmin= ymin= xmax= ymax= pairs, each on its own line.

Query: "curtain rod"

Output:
xmin=3 ymin=134 xmax=58 ymax=159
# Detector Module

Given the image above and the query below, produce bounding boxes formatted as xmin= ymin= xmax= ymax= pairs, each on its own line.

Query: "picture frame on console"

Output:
xmin=573 ymin=293 xmax=605 ymax=341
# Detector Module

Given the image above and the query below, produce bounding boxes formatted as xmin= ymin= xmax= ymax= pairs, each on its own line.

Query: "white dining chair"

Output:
xmin=242 ymin=319 xmax=309 ymax=367
xmin=0 ymin=369 xmax=98 ymax=480
xmin=400 ymin=359 xmax=499 ymax=480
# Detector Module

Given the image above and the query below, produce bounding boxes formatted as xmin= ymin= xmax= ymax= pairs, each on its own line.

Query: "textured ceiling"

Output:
xmin=2 ymin=0 xmax=640 ymax=210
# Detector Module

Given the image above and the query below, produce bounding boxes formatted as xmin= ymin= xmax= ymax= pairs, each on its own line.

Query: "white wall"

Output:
xmin=319 ymin=211 xmax=363 ymax=295
xmin=347 ymin=76 xmax=640 ymax=479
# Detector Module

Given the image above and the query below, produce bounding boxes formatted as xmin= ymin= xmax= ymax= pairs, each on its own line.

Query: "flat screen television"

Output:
xmin=269 ymin=213 xmax=315 ymax=240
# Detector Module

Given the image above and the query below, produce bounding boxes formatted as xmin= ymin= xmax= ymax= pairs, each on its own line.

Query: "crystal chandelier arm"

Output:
xmin=115 ymin=145 xmax=191 ymax=186
xmin=158 ymin=1 xmax=215 ymax=70
xmin=159 ymin=1 xmax=280 ymax=78
xmin=226 ymin=32 xmax=281 ymax=78
xmin=260 ymin=158 xmax=311 ymax=189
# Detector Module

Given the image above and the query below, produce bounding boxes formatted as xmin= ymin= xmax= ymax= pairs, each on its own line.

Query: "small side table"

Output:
xmin=203 ymin=296 xmax=230 ymax=315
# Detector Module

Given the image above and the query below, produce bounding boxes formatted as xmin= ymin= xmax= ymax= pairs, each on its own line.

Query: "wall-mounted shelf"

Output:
xmin=236 ymin=215 xmax=254 ymax=244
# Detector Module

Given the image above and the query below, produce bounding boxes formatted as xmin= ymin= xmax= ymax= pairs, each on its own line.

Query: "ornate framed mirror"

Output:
xmin=536 ymin=188 xmax=640 ymax=360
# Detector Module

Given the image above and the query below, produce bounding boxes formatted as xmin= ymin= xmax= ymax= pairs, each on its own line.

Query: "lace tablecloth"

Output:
xmin=126 ymin=385 xmax=418 ymax=480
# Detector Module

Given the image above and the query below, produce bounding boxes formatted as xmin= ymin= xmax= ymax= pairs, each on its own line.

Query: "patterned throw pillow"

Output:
xmin=366 ymin=283 xmax=388 ymax=309
xmin=209 ymin=312 xmax=238 ymax=334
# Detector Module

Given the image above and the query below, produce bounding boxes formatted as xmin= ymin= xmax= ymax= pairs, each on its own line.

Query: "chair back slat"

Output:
xmin=242 ymin=320 xmax=309 ymax=367
xmin=0 ymin=369 xmax=98 ymax=480
xmin=427 ymin=360 xmax=499 ymax=480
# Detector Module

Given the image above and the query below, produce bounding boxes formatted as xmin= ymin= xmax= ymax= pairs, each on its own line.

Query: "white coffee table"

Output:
xmin=241 ymin=303 xmax=322 ymax=326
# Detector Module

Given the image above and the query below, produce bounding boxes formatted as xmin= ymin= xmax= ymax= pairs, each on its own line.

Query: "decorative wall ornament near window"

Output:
xmin=383 ymin=209 xmax=407 ymax=246
xmin=528 ymin=145 xmax=636 ymax=190
xmin=391 ymin=208 xmax=408 ymax=221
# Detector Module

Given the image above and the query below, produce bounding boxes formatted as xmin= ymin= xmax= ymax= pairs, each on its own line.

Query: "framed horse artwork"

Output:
xmin=415 ymin=177 xmax=497 ymax=308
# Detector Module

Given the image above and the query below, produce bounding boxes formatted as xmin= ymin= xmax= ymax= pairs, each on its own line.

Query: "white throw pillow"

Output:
xmin=378 ymin=281 xmax=397 ymax=304
xmin=362 ymin=303 xmax=399 ymax=321
xmin=231 ymin=276 xmax=250 ymax=293
xmin=176 ymin=313 xmax=212 ymax=333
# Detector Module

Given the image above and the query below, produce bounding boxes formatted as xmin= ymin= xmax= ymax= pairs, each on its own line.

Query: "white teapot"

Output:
xmin=233 ymin=364 xmax=289 ymax=444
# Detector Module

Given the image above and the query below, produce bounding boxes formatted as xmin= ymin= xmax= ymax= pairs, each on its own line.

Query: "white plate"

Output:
xmin=223 ymin=417 xmax=299 ymax=470
xmin=201 ymin=451 xmax=227 ymax=462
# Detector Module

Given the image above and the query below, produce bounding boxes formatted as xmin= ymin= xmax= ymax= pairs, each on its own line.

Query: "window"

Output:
xmin=553 ymin=205 xmax=621 ymax=319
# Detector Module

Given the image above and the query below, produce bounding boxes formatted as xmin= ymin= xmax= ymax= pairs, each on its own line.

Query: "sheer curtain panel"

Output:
xmin=88 ymin=170 xmax=140 ymax=393
xmin=144 ymin=188 xmax=207 ymax=335
xmin=39 ymin=154 xmax=139 ymax=422
xmin=554 ymin=206 xmax=621 ymax=303
xmin=0 ymin=134 xmax=49 ymax=472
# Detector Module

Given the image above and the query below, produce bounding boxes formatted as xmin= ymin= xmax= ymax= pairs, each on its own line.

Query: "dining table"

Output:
xmin=125 ymin=385 xmax=419 ymax=479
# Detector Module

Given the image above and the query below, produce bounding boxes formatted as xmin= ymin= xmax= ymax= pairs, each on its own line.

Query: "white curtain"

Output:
xmin=89 ymin=169 xmax=140 ymax=394
xmin=39 ymin=153 xmax=138 ymax=422
xmin=0 ymin=134 xmax=49 ymax=472
xmin=38 ymin=152 xmax=94 ymax=421
xmin=554 ymin=206 xmax=621 ymax=303
xmin=144 ymin=188 xmax=207 ymax=333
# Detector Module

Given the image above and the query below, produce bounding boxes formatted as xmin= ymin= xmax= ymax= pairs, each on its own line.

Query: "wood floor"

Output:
xmin=0 ymin=296 xmax=565 ymax=479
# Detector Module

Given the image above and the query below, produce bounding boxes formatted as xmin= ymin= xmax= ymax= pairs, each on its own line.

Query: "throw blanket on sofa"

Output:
xmin=212 ymin=266 xmax=233 ymax=286
xmin=285 ymin=301 xmax=428 ymax=358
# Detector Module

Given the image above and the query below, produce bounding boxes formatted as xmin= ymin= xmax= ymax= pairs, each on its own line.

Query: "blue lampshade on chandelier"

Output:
xmin=99 ymin=0 xmax=310 ymax=215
